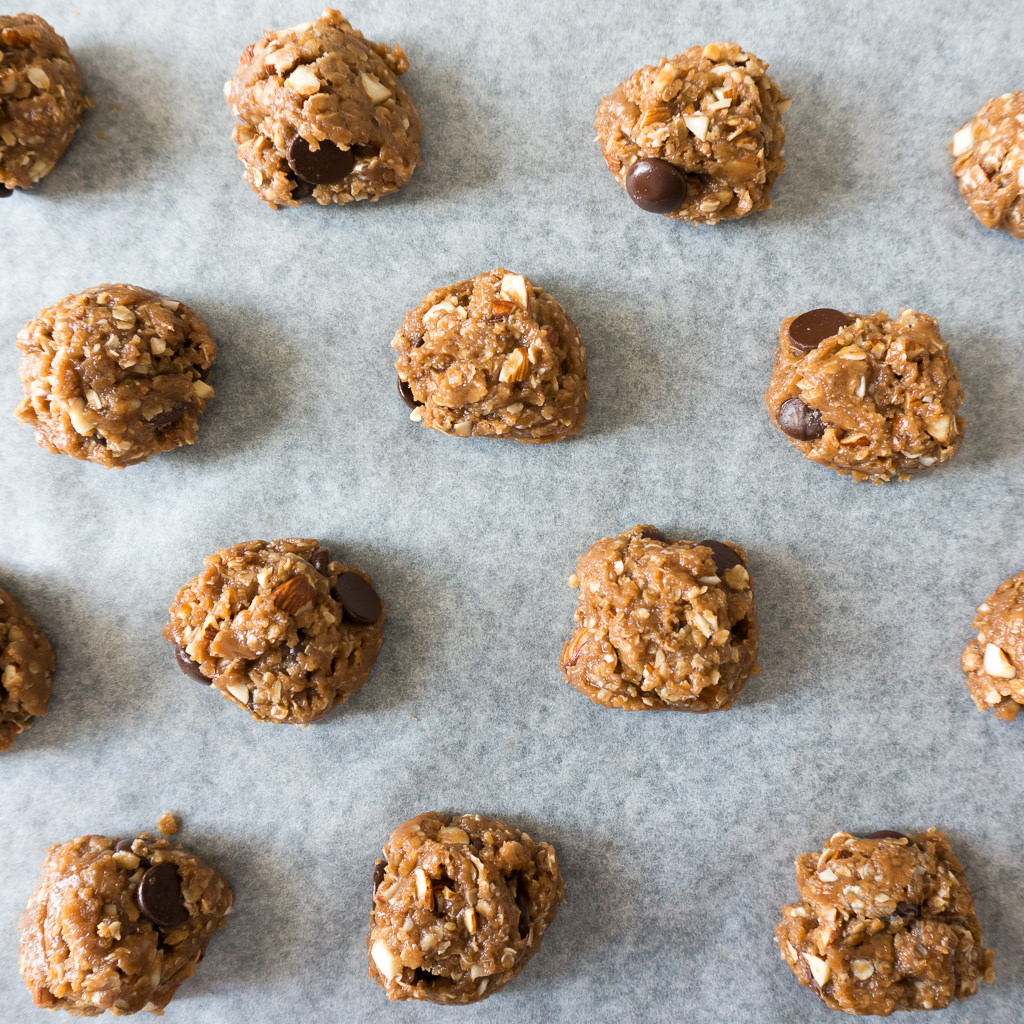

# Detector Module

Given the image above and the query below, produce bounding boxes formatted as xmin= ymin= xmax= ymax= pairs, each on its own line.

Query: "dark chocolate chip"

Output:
xmin=114 ymin=839 xmax=135 ymax=854
xmin=150 ymin=406 xmax=185 ymax=430
xmin=287 ymin=136 xmax=355 ymax=185
xmin=637 ymin=526 xmax=667 ymax=542
xmin=866 ymin=830 xmax=907 ymax=840
xmin=136 ymin=862 xmax=188 ymax=928
xmin=332 ymin=572 xmax=382 ymax=625
xmin=787 ymin=309 xmax=852 ymax=352
xmin=398 ymin=376 xmax=421 ymax=409
xmin=174 ymin=646 xmax=209 ymax=685
xmin=0 ymin=184 xmax=13 ymax=198
xmin=696 ymin=539 xmax=743 ymax=575
xmin=894 ymin=902 xmax=920 ymax=920
xmin=310 ymin=547 xmax=331 ymax=575
xmin=625 ymin=157 xmax=687 ymax=213
xmin=373 ymin=858 xmax=385 ymax=891
xmin=777 ymin=397 xmax=824 ymax=441
xmin=515 ymin=881 xmax=531 ymax=938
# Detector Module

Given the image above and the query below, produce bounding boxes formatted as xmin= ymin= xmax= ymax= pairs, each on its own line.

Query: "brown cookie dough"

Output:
xmin=765 ymin=308 xmax=964 ymax=483
xmin=15 ymin=284 xmax=217 ymax=468
xmin=595 ymin=42 xmax=787 ymax=223
xmin=0 ymin=14 xmax=89 ymax=194
xmin=776 ymin=829 xmax=994 ymax=1016
xmin=560 ymin=526 xmax=759 ymax=711
xmin=164 ymin=538 xmax=384 ymax=725
xmin=0 ymin=586 xmax=54 ymax=752
xmin=19 ymin=832 xmax=232 ymax=1015
xmin=951 ymin=92 xmax=1024 ymax=238
xmin=393 ymin=268 xmax=587 ymax=443
xmin=368 ymin=812 xmax=563 ymax=1005
xmin=961 ymin=570 xmax=1024 ymax=722
xmin=224 ymin=8 xmax=421 ymax=209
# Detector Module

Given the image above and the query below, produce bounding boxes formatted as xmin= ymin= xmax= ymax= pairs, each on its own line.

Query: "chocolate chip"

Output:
xmin=291 ymin=179 xmax=315 ymax=201
xmin=287 ymin=136 xmax=355 ymax=185
xmin=398 ymin=376 xmax=421 ymax=409
xmin=894 ymin=902 xmax=920 ymax=920
xmin=136 ymin=862 xmax=188 ymax=928
xmin=515 ymin=881 xmax=531 ymax=938
xmin=777 ymin=397 xmax=824 ymax=441
xmin=310 ymin=547 xmax=331 ymax=575
xmin=0 ymin=184 xmax=13 ymax=198
xmin=625 ymin=157 xmax=687 ymax=213
xmin=332 ymin=572 xmax=382 ymax=625
xmin=637 ymin=526 xmax=667 ymax=542
xmin=697 ymin=539 xmax=743 ymax=575
xmin=114 ymin=839 xmax=135 ymax=854
xmin=787 ymin=309 xmax=852 ymax=352
xmin=866 ymin=830 xmax=907 ymax=840
xmin=373 ymin=858 xmax=385 ymax=891
xmin=174 ymin=646 xmax=209 ymax=685
xmin=150 ymin=406 xmax=185 ymax=430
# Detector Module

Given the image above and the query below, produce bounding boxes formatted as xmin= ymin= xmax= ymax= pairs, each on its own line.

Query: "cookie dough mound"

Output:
xmin=393 ymin=268 xmax=587 ymax=443
xmin=19 ymin=832 xmax=232 ymax=1015
xmin=164 ymin=538 xmax=384 ymax=725
xmin=225 ymin=8 xmax=421 ymax=209
xmin=961 ymin=570 xmax=1024 ymax=722
xmin=0 ymin=587 xmax=54 ymax=752
xmin=15 ymin=284 xmax=217 ymax=468
xmin=765 ymin=308 xmax=964 ymax=483
xmin=560 ymin=526 xmax=759 ymax=711
xmin=595 ymin=42 xmax=787 ymax=223
xmin=0 ymin=14 xmax=89 ymax=193
xmin=951 ymin=92 xmax=1024 ymax=238
xmin=368 ymin=812 xmax=563 ymax=1004
xmin=776 ymin=829 xmax=994 ymax=1016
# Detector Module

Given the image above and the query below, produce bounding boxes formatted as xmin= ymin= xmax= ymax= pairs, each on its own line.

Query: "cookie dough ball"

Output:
xmin=225 ymin=8 xmax=421 ymax=209
xmin=19 ymin=832 xmax=232 ymax=1015
xmin=961 ymin=570 xmax=1024 ymax=722
xmin=595 ymin=42 xmax=787 ymax=223
xmin=15 ymin=285 xmax=217 ymax=468
xmin=776 ymin=829 xmax=994 ymax=1015
xmin=560 ymin=526 xmax=759 ymax=711
xmin=164 ymin=538 xmax=384 ymax=725
xmin=0 ymin=587 xmax=54 ymax=752
xmin=765 ymin=308 xmax=964 ymax=483
xmin=393 ymin=268 xmax=587 ymax=443
xmin=0 ymin=14 xmax=89 ymax=194
xmin=368 ymin=812 xmax=563 ymax=1004
xmin=951 ymin=92 xmax=1024 ymax=238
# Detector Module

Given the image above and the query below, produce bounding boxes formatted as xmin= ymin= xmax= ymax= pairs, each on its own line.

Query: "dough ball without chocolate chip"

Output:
xmin=0 ymin=587 xmax=54 ymax=752
xmin=961 ymin=570 xmax=1024 ymax=722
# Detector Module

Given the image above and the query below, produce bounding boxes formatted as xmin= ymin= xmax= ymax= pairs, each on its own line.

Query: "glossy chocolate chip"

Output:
xmin=310 ymin=547 xmax=331 ymax=575
xmin=136 ymin=862 xmax=188 ymax=928
xmin=697 ymin=539 xmax=743 ymax=575
xmin=866 ymin=830 xmax=907 ymax=840
xmin=174 ymin=646 xmax=209 ymax=685
xmin=398 ymin=376 xmax=421 ymax=409
xmin=637 ymin=526 xmax=667 ymax=542
xmin=625 ymin=157 xmax=687 ymax=213
xmin=777 ymin=398 xmax=824 ymax=441
xmin=0 ymin=185 xmax=13 ymax=198
xmin=114 ymin=839 xmax=135 ymax=854
xmin=373 ymin=858 xmax=385 ymax=891
xmin=287 ymin=136 xmax=355 ymax=185
xmin=332 ymin=572 xmax=382 ymax=625
xmin=787 ymin=309 xmax=852 ymax=352
xmin=515 ymin=881 xmax=531 ymax=938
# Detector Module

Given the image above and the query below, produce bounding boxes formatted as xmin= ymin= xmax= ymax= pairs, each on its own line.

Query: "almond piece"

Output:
xmin=499 ymin=274 xmax=528 ymax=307
xmin=499 ymin=348 xmax=529 ymax=383
xmin=983 ymin=643 xmax=1016 ymax=679
xmin=803 ymin=953 xmax=831 ymax=989
xmin=285 ymin=66 xmax=320 ymax=96
xmin=562 ymin=630 xmax=589 ymax=668
xmin=489 ymin=298 xmax=517 ymax=319
xmin=272 ymin=575 xmax=316 ymax=616
xmin=360 ymin=73 xmax=391 ymax=104
xmin=371 ymin=938 xmax=403 ymax=980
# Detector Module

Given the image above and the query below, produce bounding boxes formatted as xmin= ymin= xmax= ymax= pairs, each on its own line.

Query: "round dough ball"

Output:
xmin=164 ymin=538 xmax=384 ymax=725
xmin=19 ymin=832 xmax=232 ymax=1015
xmin=776 ymin=829 xmax=994 ymax=1015
xmin=393 ymin=268 xmax=587 ymax=443
xmin=15 ymin=284 xmax=217 ymax=468
xmin=224 ymin=8 xmax=421 ymax=209
xmin=0 ymin=587 xmax=54 ymax=752
xmin=368 ymin=812 xmax=563 ymax=1004
xmin=0 ymin=14 xmax=89 ymax=193
xmin=560 ymin=526 xmax=759 ymax=711
xmin=595 ymin=42 xmax=787 ymax=223
xmin=765 ymin=308 xmax=964 ymax=483
xmin=961 ymin=570 xmax=1024 ymax=722
xmin=950 ymin=92 xmax=1024 ymax=238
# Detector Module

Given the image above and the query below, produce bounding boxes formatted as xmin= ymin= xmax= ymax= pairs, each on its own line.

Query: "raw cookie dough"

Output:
xmin=961 ymin=570 xmax=1024 ymax=722
xmin=225 ymin=8 xmax=421 ymax=209
xmin=0 ymin=586 xmax=55 ymax=752
xmin=950 ymin=92 xmax=1024 ymax=238
xmin=594 ymin=42 xmax=787 ymax=223
xmin=164 ymin=538 xmax=384 ymax=725
xmin=0 ymin=14 xmax=89 ymax=194
xmin=19 ymin=832 xmax=232 ymax=1015
xmin=368 ymin=812 xmax=563 ymax=1004
xmin=560 ymin=525 xmax=759 ymax=711
xmin=15 ymin=284 xmax=217 ymax=468
xmin=765 ymin=308 xmax=964 ymax=483
xmin=776 ymin=829 xmax=994 ymax=1015
xmin=392 ymin=268 xmax=587 ymax=443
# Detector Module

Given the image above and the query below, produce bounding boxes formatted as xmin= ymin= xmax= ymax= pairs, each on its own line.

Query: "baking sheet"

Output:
xmin=2 ymin=0 xmax=1023 ymax=1020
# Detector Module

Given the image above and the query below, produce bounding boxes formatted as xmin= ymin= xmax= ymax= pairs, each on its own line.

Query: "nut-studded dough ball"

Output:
xmin=368 ymin=813 xmax=563 ymax=1004
xmin=164 ymin=538 xmax=384 ymax=725
xmin=0 ymin=14 xmax=89 ymax=194
xmin=765 ymin=308 xmax=964 ymax=483
xmin=961 ymin=570 xmax=1024 ymax=722
xmin=595 ymin=42 xmax=787 ymax=223
xmin=19 ymin=832 xmax=232 ymax=1015
xmin=776 ymin=829 xmax=994 ymax=1016
xmin=393 ymin=268 xmax=587 ymax=443
xmin=15 ymin=284 xmax=217 ymax=468
xmin=560 ymin=526 xmax=759 ymax=711
xmin=950 ymin=92 xmax=1024 ymax=238
xmin=225 ymin=8 xmax=421 ymax=208
xmin=0 ymin=586 xmax=54 ymax=752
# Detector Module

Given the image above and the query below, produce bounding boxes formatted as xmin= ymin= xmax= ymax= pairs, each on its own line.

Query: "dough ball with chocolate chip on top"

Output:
xmin=595 ymin=42 xmax=787 ymax=223
xmin=225 ymin=8 xmax=421 ymax=208
xmin=560 ymin=525 xmax=759 ymax=711
xmin=19 ymin=832 xmax=232 ymax=1015
xmin=765 ymin=308 xmax=964 ymax=483
xmin=961 ymin=570 xmax=1024 ymax=722
xmin=164 ymin=538 xmax=384 ymax=725
xmin=0 ymin=586 xmax=55 ymax=752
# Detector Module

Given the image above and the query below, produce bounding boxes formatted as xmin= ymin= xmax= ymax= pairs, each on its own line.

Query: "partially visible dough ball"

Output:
xmin=0 ymin=587 xmax=54 ymax=752
xmin=961 ymin=570 xmax=1024 ymax=722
